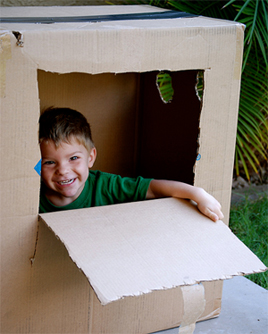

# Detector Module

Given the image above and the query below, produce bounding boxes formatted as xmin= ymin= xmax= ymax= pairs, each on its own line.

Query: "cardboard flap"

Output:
xmin=39 ymin=198 xmax=266 ymax=305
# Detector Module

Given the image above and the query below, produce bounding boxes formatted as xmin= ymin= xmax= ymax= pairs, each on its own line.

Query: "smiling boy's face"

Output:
xmin=40 ymin=137 xmax=96 ymax=207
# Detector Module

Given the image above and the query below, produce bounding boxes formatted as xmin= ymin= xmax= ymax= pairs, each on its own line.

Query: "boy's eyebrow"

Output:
xmin=42 ymin=151 xmax=84 ymax=158
xmin=41 ymin=144 xmax=87 ymax=158
xmin=69 ymin=151 xmax=85 ymax=155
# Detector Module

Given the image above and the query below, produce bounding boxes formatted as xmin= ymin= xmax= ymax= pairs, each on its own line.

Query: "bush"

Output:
xmin=229 ymin=195 xmax=268 ymax=289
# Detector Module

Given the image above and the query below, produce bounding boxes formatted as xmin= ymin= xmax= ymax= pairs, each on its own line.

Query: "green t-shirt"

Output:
xmin=39 ymin=170 xmax=152 ymax=213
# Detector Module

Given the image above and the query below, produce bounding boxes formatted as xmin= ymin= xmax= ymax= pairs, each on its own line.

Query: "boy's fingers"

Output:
xmin=214 ymin=206 xmax=224 ymax=220
xmin=210 ymin=207 xmax=225 ymax=222
xmin=208 ymin=211 xmax=218 ymax=222
xmin=199 ymin=205 xmax=223 ymax=222
xmin=218 ymin=211 xmax=224 ymax=220
xmin=197 ymin=198 xmax=224 ymax=222
xmin=198 ymin=206 xmax=214 ymax=221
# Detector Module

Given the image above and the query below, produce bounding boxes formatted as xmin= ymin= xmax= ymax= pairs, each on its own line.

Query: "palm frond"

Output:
xmin=156 ymin=72 xmax=174 ymax=103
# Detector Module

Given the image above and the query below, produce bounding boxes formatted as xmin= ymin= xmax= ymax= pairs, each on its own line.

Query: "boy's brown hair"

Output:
xmin=39 ymin=107 xmax=94 ymax=151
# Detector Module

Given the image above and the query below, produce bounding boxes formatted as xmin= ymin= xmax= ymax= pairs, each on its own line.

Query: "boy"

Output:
xmin=39 ymin=107 xmax=223 ymax=222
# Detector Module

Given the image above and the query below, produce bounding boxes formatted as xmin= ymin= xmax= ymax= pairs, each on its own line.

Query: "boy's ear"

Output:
xmin=88 ymin=147 xmax=97 ymax=168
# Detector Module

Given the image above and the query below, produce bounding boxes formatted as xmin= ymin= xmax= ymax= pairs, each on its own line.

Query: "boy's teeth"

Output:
xmin=59 ymin=179 xmax=74 ymax=185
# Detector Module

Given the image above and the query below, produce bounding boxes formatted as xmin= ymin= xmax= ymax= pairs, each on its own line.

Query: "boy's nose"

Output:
xmin=56 ymin=163 xmax=69 ymax=175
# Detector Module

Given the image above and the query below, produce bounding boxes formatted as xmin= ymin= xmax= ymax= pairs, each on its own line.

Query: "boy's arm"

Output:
xmin=146 ymin=179 xmax=224 ymax=222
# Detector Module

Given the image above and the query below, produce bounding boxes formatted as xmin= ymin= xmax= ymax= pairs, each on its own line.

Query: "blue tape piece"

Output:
xmin=34 ymin=159 xmax=42 ymax=176
xmin=196 ymin=154 xmax=201 ymax=161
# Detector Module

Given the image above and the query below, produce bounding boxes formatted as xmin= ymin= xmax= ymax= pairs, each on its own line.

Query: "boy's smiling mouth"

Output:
xmin=57 ymin=178 xmax=76 ymax=186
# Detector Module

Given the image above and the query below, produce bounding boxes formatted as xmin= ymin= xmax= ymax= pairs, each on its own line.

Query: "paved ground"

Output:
xmin=231 ymin=183 xmax=268 ymax=205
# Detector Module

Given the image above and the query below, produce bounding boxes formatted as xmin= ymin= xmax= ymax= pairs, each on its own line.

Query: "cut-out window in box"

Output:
xmin=38 ymin=70 xmax=203 ymax=186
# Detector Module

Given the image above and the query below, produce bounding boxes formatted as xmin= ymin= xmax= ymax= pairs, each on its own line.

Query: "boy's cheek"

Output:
xmin=40 ymin=167 xmax=50 ymax=181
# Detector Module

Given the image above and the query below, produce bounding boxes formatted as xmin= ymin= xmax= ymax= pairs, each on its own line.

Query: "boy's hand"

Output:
xmin=194 ymin=188 xmax=224 ymax=222
xmin=147 ymin=180 xmax=224 ymax=222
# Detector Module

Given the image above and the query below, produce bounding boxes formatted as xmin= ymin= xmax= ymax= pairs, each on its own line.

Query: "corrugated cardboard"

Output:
xmin=37 ymin=198 xmax=266 ymax=333
xmin=1 ymin=5 xmax=265 ymax=334
xmin=40 ymin=198 xmax=266 ymax=305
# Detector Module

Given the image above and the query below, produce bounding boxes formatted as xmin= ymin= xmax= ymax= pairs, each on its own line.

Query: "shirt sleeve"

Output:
xmin=108 ymin=174 xmax=152 ymax=203
xmin=92 ymin=171 xmax=153 ymax=206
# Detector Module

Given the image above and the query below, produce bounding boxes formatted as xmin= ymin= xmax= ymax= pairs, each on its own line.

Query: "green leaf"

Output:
xmin=236 ymin=145 xmax=250 ymax=180
xmin=156 ymin=71 xmax=174 ymax=103
xmin=233 ymin=0 xmax=252 ymax=21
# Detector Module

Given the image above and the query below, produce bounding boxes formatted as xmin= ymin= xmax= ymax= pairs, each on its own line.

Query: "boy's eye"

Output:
xmin=70 ymin=156 xmax=78 ymax=161
xmin=43 ymin=161 xmax=55 ymax=165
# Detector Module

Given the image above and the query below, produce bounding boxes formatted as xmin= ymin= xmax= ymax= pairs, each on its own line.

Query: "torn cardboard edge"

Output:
xmin=0 ymin=10 xmax=196 ymax=24
xmin=39 ymin=198 xmax=267 ymax=306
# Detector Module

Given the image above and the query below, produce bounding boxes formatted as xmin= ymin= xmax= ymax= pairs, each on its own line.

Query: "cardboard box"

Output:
xmin=0 ymin=5 xmax=266 ymax=334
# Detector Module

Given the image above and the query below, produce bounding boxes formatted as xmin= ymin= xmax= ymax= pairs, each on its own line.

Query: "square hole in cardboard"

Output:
xmin=38 ymin=69 xmax=202 ymax=186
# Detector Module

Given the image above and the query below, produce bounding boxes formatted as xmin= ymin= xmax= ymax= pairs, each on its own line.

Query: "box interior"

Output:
xmin=38 ymin=69 xmax=202 ymax=185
